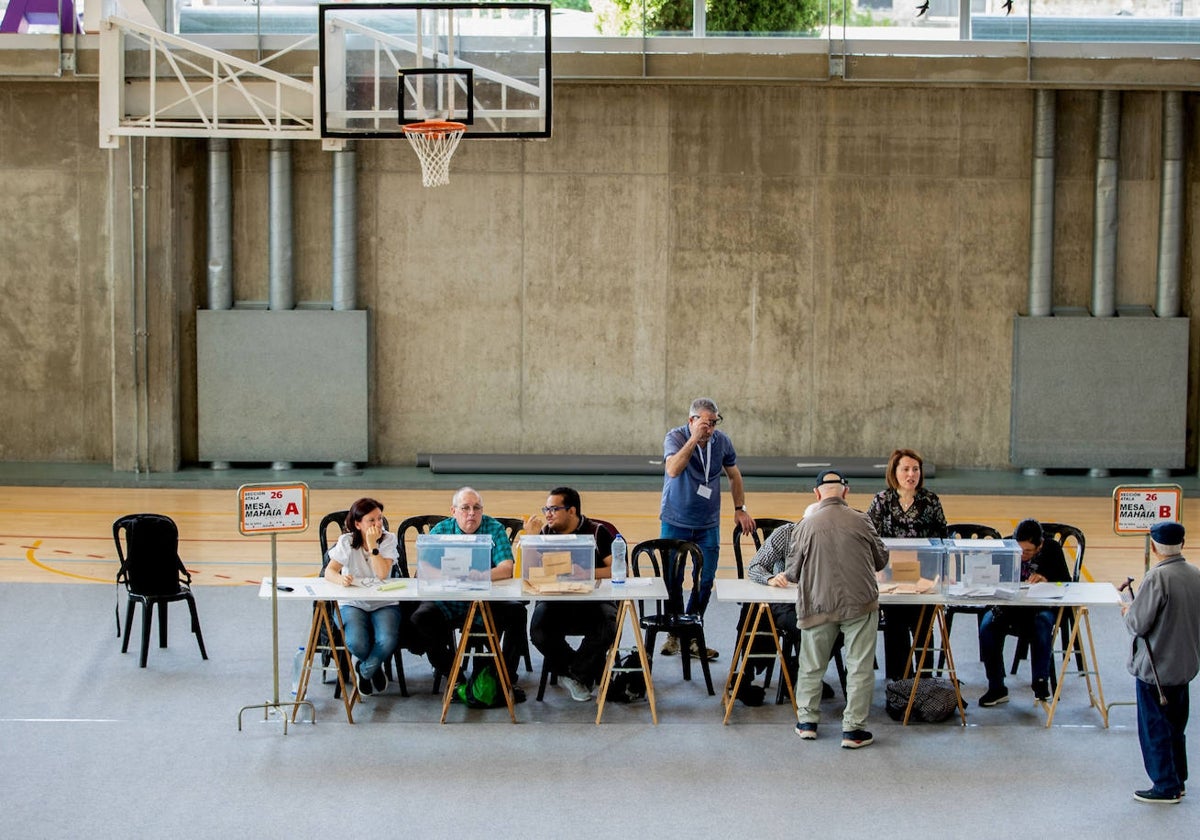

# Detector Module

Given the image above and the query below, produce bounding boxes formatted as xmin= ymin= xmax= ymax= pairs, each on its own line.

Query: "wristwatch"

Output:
xmin=371 ymin=548 xmax=380 ymax=555
xmin=735 ymin=505 xmax=747 ymax=512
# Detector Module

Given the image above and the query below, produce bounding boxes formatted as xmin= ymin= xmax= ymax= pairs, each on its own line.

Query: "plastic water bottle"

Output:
xmin=291 ymin=646 xmax=305 ymax=696
xmin=611 ymin=534 xmax=627 ymax=585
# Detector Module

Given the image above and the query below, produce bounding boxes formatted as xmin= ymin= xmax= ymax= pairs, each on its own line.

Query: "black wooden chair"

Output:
xmin=631 ymin=538 xmax=714 ymax=695
xmin=113 ymin=513 xmax=208 ymax=668
xmin=496 ymin=516 xmax=534 ymax=675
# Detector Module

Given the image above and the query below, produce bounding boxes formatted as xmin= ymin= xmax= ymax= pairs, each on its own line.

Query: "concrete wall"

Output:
xmin=0 ymin=80 xmax=1195 ymax=470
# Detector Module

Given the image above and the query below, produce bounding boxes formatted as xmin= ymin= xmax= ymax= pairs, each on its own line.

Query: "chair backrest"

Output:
xmin=113 ymin=513 xmax=188 ymax=596
xmin=631 ymin=538 xmax=703 ymax=615
xmin=1039 ymin=522 xmax=1086 ymax=582
xmin=495 ymin=516 xmax=524 ymax=544
xmin=732 ymin=517 xmax=792 ymax=578
xmin=394 ymin=513 xmax=446 ymax=577
xmin=319 ymin=509 xmax=394 ymax=574
xmin=946 ymin=522 xmax=1003 ymax=540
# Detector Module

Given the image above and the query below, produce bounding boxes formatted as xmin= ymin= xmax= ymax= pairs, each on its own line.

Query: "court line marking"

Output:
xmin=25 ymin=540 xmax=110 ymax=583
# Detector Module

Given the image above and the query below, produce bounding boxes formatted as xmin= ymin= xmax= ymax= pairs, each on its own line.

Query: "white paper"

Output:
xmin=1026 ymin=582 xmax=1064 ymax=599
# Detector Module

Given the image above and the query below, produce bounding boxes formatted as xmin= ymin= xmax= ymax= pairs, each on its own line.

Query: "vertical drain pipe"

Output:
xmin=331 ymin=141 xmax=359 ymax=476
xmin=268 ymin=138 xmax=294 ymax=471
xmin=1091 ymin=90 xmax=1120 ymax=319
xmin=1028 ymin=89 xmax=1056 ymax=319
xmin=1156 ymin=92 xmax=1184 ymax=481
xmin=1155 ymin=92 xmax=1184 ymax=320
xmin=1023 ymin=90 xmax=1057 ymax=477
xmin=207 ymin=138 xmax=234 ymax=471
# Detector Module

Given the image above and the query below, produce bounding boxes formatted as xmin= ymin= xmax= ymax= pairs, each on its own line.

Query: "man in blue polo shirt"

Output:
xmin=659 ymin=397 xmax=754 ymax=660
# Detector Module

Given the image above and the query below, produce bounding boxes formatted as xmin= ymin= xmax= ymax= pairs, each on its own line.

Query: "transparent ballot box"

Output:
xmin=878 ymin=538 xmax=945 ymax=594
xmin=944 ymin=538 xmax=1023 ymax=598
xmin=520 ymin=534 xmax=597 ymax=594
xmin=416 ymin=533 xmax=494 ymax=592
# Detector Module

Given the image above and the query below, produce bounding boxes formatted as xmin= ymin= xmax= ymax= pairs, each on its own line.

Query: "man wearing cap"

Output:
xmin=658 ymin=397 xmax=754 ymax=660
xmin=768 ymin=469 xmax=888 ymax=749
xmin=1122 ymin=521 xmax=1200 ymax=804
xmin=977 ymin=518 xmax=1071 ymax=707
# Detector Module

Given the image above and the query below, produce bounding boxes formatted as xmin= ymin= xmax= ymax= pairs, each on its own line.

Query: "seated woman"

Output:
xmin=324 ymin=497 xmax=402 ymax=696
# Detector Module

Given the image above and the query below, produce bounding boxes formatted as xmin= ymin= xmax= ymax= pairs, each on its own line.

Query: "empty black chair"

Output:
xmin=113 ymin=513 xmax=208 ymax=668
xmin=632 ymin=538 xmax=714 ymax=695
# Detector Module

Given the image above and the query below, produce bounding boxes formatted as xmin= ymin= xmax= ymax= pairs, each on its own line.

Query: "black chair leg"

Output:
xmin=392 ymin=652 xmax=408 ymax=697
xmin=186 ymin=595 xmax=208 ymax=660
xmin=139 ymin=601 xmax=154 ymax=667
xmin=158 ymin=600 xmax=170 ymax=648
xmin=536 ymin=663 xmax=551 ymax=701
xmin=121 ymin=599 xmax=137 ymax=653
xmin=695 ymin=631 xmax=715 ymax=695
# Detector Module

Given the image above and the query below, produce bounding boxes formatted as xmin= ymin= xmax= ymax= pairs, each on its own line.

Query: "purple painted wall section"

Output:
xmin=0 ymin=0 xmax=82 ymax=33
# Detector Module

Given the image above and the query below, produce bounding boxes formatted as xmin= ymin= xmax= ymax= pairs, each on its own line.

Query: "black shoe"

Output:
xmin=371 ymin=667 xmax=388 ymax=693
xmin=841 ymin=729 xmax=874 ymax=749
xmin=821 ymin=681 xmax=835 ymax=701
xmin=512 ymin=686 xmax=527 ymax=704
xmin=1133 ymin=788 xmax=1181 ymax=804
xmin=1032 ymin=678 xmax=1051 ymax=702
xmin=356 ymin=664 xmax=374 ymax=696
xmin=979 ymin=687 xmax=1008 ymax=707
xmin=737 ymin=680 xmax=765 ymax=707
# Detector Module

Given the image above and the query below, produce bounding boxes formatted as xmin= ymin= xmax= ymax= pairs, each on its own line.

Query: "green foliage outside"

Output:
xmin=599 ymin=0 xmax=825 ymax=36
xmin=552 ymin=0 xmax=593 ymax=12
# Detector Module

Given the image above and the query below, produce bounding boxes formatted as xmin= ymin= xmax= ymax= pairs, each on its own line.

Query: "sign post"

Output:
xmin=1112 ymin=484 xmax=1183 ymax=573
xmin=236 ymin=482 xmax=313 ymax=734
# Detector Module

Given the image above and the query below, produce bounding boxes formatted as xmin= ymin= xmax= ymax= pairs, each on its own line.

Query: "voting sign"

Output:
xmin=238 ymin=483 xmax=309 ymax=535
xmin=1112 ymin=484 xmax=1182 ymax=535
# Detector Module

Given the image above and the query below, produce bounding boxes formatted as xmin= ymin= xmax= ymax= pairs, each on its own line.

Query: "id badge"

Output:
xmin=696 ymin=485 xmax=713 ymax=500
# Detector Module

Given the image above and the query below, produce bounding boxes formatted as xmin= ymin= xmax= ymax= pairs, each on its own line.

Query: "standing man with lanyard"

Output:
xmin=659 ymin=397 xmax=754 ymax=660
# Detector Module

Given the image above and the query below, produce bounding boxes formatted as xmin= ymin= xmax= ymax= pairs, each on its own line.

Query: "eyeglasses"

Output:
xmin=455 ymin=504 xmax=483 ymax=513
xmin=541 ymin=505 xmax=568 ymax=515
xmin=690 ymin=414 xmax=722 ymax=427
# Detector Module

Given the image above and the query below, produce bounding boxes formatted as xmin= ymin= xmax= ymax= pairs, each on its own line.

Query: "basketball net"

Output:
xmin=402 ymin=120 xmax=466 ymax=188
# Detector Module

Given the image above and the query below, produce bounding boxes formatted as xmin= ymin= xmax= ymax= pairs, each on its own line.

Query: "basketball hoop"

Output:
xmin=401 ymin=120 xmax=467 ymax=188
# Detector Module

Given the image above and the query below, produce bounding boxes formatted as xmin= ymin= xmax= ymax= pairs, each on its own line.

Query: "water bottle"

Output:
xmin=611 ymin=534 xmax=627 ymax=585
xmin=291 ymin=646 xmax=305 ymax=696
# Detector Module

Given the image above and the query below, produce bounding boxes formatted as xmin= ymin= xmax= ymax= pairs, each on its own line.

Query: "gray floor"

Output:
xmin=0 ymin=582 xmax=1193 ymax=838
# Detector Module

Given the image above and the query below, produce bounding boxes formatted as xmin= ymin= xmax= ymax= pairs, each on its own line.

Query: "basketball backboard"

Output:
xmin=319 ymin=2 xmax=551 ymax=139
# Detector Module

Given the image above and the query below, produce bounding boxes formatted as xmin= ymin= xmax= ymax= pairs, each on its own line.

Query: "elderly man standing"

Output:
xmin=659 ymin=397 xmax=754 ymax=659
xmin=1122 ymin=521 xmax=1200 ymax=804
xmin=410 ymin=487 xmax=528 ymax=699
xmin=768 ymin=470 xmax=888 ymax=749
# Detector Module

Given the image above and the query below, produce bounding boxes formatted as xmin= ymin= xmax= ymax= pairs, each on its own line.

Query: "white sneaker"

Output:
xmin=559 ymin=674 xmax=593 ymax=702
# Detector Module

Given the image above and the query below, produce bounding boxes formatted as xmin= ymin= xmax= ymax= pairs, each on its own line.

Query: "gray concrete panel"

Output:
xmin=1011 ymin=316 xmax=1189 ymax=469
xmin=196 ymin=310 xmax=368 ymax=462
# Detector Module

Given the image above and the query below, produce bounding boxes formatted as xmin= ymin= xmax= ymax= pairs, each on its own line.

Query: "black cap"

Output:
xmin=815 ymin=469 xmax=847 ymax=488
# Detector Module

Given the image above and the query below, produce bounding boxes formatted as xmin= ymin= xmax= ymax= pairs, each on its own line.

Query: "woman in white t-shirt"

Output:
xmin=324 ymin=497 xmax=401 ymax=696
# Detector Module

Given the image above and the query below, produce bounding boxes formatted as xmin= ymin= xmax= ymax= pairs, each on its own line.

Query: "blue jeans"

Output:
xmin=979 ymin=606 xmax=1054 ymax=690
xmin=1136 ymin=678 xmax=1190 ymax=795
xmin=659 ymin=523 xmax=720 ymax=615
xmin=339 ymin=604 xmax=401 ymax=679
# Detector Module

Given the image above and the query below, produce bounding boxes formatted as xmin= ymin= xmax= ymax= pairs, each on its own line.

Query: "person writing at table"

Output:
xmin=977 ymin=518 xmax=1070 ymax=707
xmin=324 ymin=497 xmax=402 ymax=697
xmin=866 ymin=448 xmax=948 ymax=682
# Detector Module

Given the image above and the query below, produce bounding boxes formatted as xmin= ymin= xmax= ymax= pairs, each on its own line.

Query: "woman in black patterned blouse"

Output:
xmin=867 ymin=449 xmax=948 ymax=681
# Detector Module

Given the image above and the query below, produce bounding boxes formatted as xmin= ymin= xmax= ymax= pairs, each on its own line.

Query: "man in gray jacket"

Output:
xmin=768 ymin=469 xmax=889 ymax=749
xmin=1122 ymin=521 xmax=1200 ymax=804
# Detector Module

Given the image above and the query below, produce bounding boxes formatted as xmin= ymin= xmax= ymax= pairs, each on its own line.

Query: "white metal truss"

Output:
xmin=98 ymin=15 xmax=320 ymax=148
